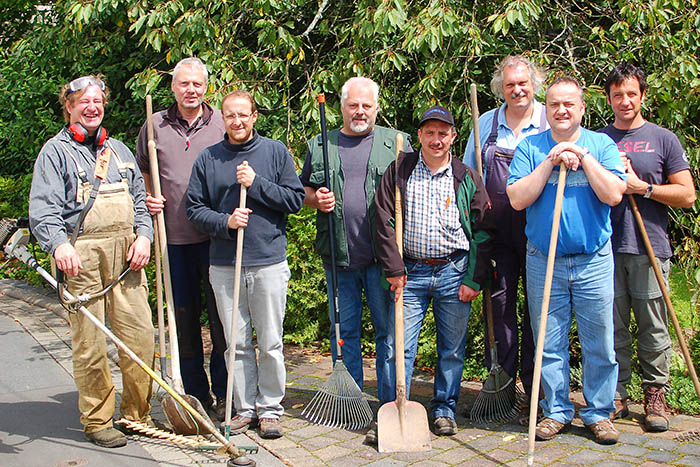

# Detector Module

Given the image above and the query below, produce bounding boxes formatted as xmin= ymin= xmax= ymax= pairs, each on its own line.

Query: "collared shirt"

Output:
xmin=404 ymin=152 xmax=469 ymax=259
xmin=464 ymin=101 xmax=547 ymax=183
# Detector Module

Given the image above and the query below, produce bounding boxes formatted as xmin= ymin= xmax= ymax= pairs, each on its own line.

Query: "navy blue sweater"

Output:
xmin=186 ymin=130 xmax=305 ymax=266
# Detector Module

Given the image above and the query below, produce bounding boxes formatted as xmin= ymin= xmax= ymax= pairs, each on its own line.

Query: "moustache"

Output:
xmin=511 ymin=91 xmax=527 ymax=99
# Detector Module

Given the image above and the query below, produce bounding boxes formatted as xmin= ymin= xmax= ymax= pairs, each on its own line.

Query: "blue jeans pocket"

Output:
xmin=448 ymin=252 xmax=468 ymax=274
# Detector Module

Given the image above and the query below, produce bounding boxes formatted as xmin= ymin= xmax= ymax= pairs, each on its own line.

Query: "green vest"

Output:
xmin=307 ymin=125 xmax=410 ymax=267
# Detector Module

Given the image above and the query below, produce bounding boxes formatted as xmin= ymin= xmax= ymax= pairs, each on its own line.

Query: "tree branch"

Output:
xmin=301 ymin=0 xmax=329 ymax=38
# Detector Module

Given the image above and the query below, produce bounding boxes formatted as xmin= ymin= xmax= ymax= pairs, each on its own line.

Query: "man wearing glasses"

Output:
xmin=186 ymin=90 xmax=305 ymax=439
xmin=29 ymin=75 xmax=154 ymax=448
xmin=136 ymin=57 xmax=229 ymax=421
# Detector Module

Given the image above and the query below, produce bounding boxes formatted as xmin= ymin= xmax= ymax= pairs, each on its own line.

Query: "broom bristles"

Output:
xmin=302 ymin=360 xmax=373 ymax=430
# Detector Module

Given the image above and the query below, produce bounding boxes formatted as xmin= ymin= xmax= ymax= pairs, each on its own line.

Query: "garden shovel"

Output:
xmin=377 ymin=133 xmax=431 ymax=453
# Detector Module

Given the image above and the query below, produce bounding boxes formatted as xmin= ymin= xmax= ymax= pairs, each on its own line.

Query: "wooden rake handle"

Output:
xmin=628 ymin=194 xmax=700 ymax=401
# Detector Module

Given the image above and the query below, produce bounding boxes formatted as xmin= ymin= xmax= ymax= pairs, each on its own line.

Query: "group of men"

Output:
xmin=27 ymin=54 xmax=695 ymax=450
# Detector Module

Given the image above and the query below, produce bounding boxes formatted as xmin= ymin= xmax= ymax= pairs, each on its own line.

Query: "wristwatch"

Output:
xmin=577 ymin=148 xmax=590 ymax=161
xmin=643 ymin=183 xmax=653 ymax=198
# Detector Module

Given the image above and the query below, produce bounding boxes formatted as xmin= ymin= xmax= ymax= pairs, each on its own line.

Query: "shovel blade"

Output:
xmin=377 ymin=399 xmax=431 ymax=453
xmin=161 ymin=394 xmax=216 ymax=436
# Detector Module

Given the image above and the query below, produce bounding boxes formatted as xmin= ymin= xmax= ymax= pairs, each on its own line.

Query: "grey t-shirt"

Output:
xmin=301 ymin=130 xmax=412 ymax=269
xmin=599 ymin=122 xmax=690 ymax=258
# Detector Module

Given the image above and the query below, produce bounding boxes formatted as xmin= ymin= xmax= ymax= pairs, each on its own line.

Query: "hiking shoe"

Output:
xmin=433 ymin=416 xmax=457 ymax=436
xmin=586 ymin=418 xmax=619 ymax=445
xmin=259 ymin=417 xmax=283 ymax=439
xmin=644 ymin=385 xmax=669 ymax=432
xmin=535 ymin=417 xmax=570 ymax=441
xmin=85 ymin=427 xmax=127 ymax=448
xmin=220 ymin=415 xmax=257 ymax=435
xmin=364 ymin=420 xmax=377 ymax=445
xmin=611 ymin=398 xmax=629 ymax=420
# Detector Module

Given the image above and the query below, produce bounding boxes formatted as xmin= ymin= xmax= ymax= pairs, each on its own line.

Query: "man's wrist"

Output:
xmin=577 ymin=147 xmax=590 ymax=162
xmin=643 ymin=183 xmax=654 ymax=198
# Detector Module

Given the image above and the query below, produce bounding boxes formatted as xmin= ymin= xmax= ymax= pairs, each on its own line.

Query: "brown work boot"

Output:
xmin=433 ymin=416 xmax=457 ymax=436
xmin=644 ymin=385 xmax=669 ymax=432
xmin=586 ymin=418 xmax=619 ymax=445
xmin=84 ymin=427 xmax=127 ymax=448
xmin=611 ymin=398 xmax=629 ymax=420
xmin=259 ymin=417 xmax=283 ymax=439
xmin=220 ymin=415 xmax=258 ymax=435
xmin=364 ymin=420 xmax=377 ymax=445
xmin=535 ymin=417 xmax=570 ymax=441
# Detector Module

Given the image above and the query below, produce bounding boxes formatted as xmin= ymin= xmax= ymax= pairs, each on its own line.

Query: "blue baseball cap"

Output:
xmin=419 ymin=105 xmax=454 ymax=127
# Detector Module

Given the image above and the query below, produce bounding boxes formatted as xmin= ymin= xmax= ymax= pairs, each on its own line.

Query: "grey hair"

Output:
xmin=172 ymin=57 xmax=209 ymax=83
xmin=340 ymin=77 xmax=379 ymax=107
xmin=490 ymin=55 xmax=546 ymax=99
xmin=546 ymin=75 xmax=585 ymax=102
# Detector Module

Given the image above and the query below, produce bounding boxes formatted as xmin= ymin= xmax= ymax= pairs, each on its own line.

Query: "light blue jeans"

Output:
xmin=325 ymin=263 xmax=395 ymax=405
xmin=209 ymin=261 xmax=290 ymax=419
xmin=402 ymin=251 xmax=471 ymax=420
xmin=526 ymin=240 xmax=617 ymax=426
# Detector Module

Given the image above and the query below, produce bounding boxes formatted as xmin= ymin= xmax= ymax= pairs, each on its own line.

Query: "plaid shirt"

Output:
xmin=404 ymin=152 xmax=469 ymax=259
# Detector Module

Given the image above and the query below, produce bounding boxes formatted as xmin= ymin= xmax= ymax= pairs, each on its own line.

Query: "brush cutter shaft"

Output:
xmin=146 ymin=95 xmax=183 ymax=392
xmin=528 ymin=164 xmax=567 ymax=465
xmin=628 ymin=194 xmax=700 ymax=401
xmin=25 ymin=258 xmax=242 ymax=457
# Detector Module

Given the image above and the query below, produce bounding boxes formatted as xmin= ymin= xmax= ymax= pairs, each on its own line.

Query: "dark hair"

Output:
xmin=604 ymin=62 xmax=646 ymax=96
xmin=546 ymin=75 xmax=584 ymax=102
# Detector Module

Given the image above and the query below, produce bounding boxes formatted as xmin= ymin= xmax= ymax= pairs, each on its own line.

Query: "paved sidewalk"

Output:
xmin=2 ymin=278 xmax=700 ymax=466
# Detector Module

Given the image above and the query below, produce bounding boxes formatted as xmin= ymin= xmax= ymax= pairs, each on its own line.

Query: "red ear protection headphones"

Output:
xmin=68 ymin=122 xmax=108 ymax=146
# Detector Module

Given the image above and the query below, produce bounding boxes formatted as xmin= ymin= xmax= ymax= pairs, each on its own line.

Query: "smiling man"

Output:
xmin=507 ymin=76 xmax=627 ymax=444
xmin=186 ymin=90 xmax=305 ymax=439
xmin=29 ymin=75 xmax=154 ymax=448
xmin=375 ymin=105 xmax=493 ymax=437
xmin=599 ymin=63 xmax=696 ymax=431
xmin=463 ymin=56 xmax=548 ymax=410
xmin=136 ymin=57 xmax=229 ymax=422
xmin=299 ymin=77 xmax=411 ymax=445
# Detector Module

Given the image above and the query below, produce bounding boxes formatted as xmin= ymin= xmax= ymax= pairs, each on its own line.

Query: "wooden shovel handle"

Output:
xmin=393 ymin=134 xmax=407 ymax=401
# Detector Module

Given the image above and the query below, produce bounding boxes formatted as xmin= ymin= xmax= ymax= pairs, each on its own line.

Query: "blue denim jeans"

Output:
xmin=526 ymin=240 xmax=617 ymax=426
xmin=324 ymin=263 xmax=395 ymax=405
xmin=402 ymin=251 xmax=471 ymax=420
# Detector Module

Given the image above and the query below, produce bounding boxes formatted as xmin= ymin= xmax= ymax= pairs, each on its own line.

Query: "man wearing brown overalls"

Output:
xmin=29 ymin=75 xmax=154 ymax=448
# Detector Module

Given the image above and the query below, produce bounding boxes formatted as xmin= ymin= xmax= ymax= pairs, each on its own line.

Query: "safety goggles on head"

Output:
xmin=67 ymin=76 xmax=106 ymax=95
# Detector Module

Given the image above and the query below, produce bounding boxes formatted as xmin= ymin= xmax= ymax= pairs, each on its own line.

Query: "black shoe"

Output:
xmin=433 ymin=416 xmax=457 ymax=436
xmin=364 ymin=420 xmax=377 ymax=445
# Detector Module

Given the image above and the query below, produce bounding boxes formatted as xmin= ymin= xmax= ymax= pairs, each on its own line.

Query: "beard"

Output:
xmin=350 ymin=118 xmax=370 ymax=133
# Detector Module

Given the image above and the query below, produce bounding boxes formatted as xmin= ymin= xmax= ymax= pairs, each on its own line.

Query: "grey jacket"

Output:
xmin=29 ymin=128 xmax=153 ymax=255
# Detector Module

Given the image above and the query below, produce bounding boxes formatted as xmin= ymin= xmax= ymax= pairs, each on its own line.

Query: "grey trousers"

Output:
xmin=613 ymin=253 xmax=671 ymax=400
xmin=209 ymin=260 xmax=290 ymax=419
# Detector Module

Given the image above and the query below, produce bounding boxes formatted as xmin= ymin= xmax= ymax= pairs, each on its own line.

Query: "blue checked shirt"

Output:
xmin=404 ymin=152 xmax=469 ymax=259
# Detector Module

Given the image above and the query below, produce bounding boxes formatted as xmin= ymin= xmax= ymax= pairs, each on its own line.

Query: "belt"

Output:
xmin=405 ymin=250 xmax=464 ymax=266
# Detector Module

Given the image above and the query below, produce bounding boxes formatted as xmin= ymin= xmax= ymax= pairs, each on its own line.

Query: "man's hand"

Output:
xmin=548 ymin=142 xmax=583 ymax=171
xmin=228 ymin=207 xmax=252 ymax=229
xmin=387 ymin=274 xmax=407 ymax=303
xmin=145 ymin=193 xmax=166 ymax=215
xmin=127 ymin=235 xmax=151 ymax=270
xmin=237 ymin=163 xmax=256 ymax=187
xmin=315 ymin=187 xmax=336 ymax=213
xmin=54 ymin=243 xmax=82 ymax=276
xmin=620 ymin=153 xmax=648 ymax=195
xmin=458 ymin=284 xmax=480 ymax=302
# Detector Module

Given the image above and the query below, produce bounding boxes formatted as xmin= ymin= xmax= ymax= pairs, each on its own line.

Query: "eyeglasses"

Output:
xmin=67 ymin=76 xmax=106 ymax=95
xmin=226 ymin=113 xmax=253 ymax=122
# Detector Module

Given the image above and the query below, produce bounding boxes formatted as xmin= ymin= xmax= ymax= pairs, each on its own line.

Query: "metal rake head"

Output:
xmin=470 ymin=377 xmax=525 ymax=424
xmin=302 ymin=360 xmax=373 ymax=430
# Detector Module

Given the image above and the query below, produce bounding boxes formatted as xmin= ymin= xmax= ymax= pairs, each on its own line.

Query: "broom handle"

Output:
xmin=470 ymin=83 xmax=497 ymax=357
xmin=318 ymin=93 xmax=343 ymax=359
xmin=628 ymin=194 xmax=700 ymax=401
xmin=394 ymin=134 xmax=406 ymax=406
xmin=224 ymin=162 xmax=247 ymax=438
xmin=528 ymin=164 xmax=566 ymax=466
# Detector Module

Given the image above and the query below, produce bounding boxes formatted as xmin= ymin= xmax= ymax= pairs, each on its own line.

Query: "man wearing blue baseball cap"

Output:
xmin=375 ymin=105 xmax=494 ymax=435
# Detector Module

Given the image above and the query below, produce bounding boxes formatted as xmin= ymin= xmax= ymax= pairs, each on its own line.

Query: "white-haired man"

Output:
xmin=136 ymin=57 xmax=228 ymax=419
xmin=463 ymin=55 xmax=548 ymax=415
xmin=299 ymin=77 xmax=411 ymax=444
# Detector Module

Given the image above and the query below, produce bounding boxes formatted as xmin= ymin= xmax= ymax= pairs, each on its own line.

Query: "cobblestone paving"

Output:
xmin=2 ymin=278 xmax=700 ymax=466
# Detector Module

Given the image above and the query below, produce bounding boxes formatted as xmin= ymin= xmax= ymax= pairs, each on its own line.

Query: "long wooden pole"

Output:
xmin=527 ymin=165 xmax=567 ymax=466
xmin=628 ymin=194 xmax=700 ymax=401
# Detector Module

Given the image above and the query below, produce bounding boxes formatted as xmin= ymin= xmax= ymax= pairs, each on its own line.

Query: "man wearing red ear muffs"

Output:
xmin=29 ymin=75 xmax=155 ymax=448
